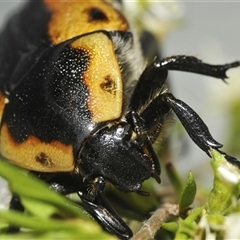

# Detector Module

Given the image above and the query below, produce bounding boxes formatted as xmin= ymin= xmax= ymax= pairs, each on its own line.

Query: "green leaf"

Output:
xmin=174 ymin=207 xmax=203 ymax=240
xmin=21 ymin=196 xmax=60 ymax=218
xmin=179 ymin=171 xmax=197 ymax=212
xmin=0 ymin=209 xmax=110 ymax=237
xmin=0 ymin=160 xmax=116 ymax=239
xmin=161 ymin=221 xmax=179 ymax=232
xmin=0 ymin=160 xmax=86 ymax=219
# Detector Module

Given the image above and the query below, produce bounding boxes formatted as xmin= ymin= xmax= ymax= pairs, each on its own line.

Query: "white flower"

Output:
xmin=0 ymin=178 xmax=11 ymax=210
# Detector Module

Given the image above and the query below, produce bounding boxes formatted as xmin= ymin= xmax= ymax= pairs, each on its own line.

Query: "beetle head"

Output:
xmin=79 ymin=117 xmax=160 ymax=195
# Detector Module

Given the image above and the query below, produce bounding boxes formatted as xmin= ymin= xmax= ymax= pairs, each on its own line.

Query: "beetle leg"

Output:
xmin=130 ymin=56 xmax=240 ymax=114
xmin=139 ymin=97 xmax=170 ymax=144
xmin=126 ymin=110 xmax=161 ymax=180
xmin=157 ymin=55 xmax=240 ymax=80
xmin=43 ymin=173 xmax=132 ymax=238
xmin=129 ymin=56 xmax=240 ymax=167
xmin=162 ymin=92 xmax=223 ymax=156
xmin=129 ymin=62 xmax=168 ymax=112
xmin=148 ymin=93 xmax=240 ymax=168
xmin=162 ymin=92 xmax=240 ymax=167
xmin=78 ymin=192 xmax=133 ymax=240
xmin=218 ymin=150 xmax=240 ymax=168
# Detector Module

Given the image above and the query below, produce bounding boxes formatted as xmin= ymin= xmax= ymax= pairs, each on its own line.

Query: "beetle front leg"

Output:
xmin=78 ymin=192 xmax=133 ymax=240
xmin=162 ymin=92 xmax=240 ymax=167
xmin=163 ymin=92 xmax=222 ymax=154
xmin=130 ymin=56 xmax=240 ymax=113
xmin=47 ymin=173 xmax=133 ymax=239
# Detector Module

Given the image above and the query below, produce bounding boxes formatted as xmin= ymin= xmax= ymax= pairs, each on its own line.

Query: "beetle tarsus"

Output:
xmin=157 ymin=55 xmax=240 ymax=80
xmin=218 ymin=150 xmax=240 ymax=168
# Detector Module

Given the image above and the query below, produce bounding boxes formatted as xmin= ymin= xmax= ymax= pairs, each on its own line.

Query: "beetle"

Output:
xmin=0 ymin=0 xmax=240 ymax=239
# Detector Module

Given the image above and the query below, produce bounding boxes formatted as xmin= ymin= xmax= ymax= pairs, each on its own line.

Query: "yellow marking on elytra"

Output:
xmin=0 ymin=124 xmax=74 ymax=172
xmin=45 ymin=0 xmax=128 ymax=44
xmin=71 ymin=32 xmax=123 ymax=122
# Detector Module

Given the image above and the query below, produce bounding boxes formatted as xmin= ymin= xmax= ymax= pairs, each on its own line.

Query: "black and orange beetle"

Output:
xmin=0 ymin=0 xmax=240 ymax=239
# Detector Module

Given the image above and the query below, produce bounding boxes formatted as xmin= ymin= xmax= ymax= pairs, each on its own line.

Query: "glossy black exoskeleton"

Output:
xmin=0 ymin=1 xmax=240 ymax=239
